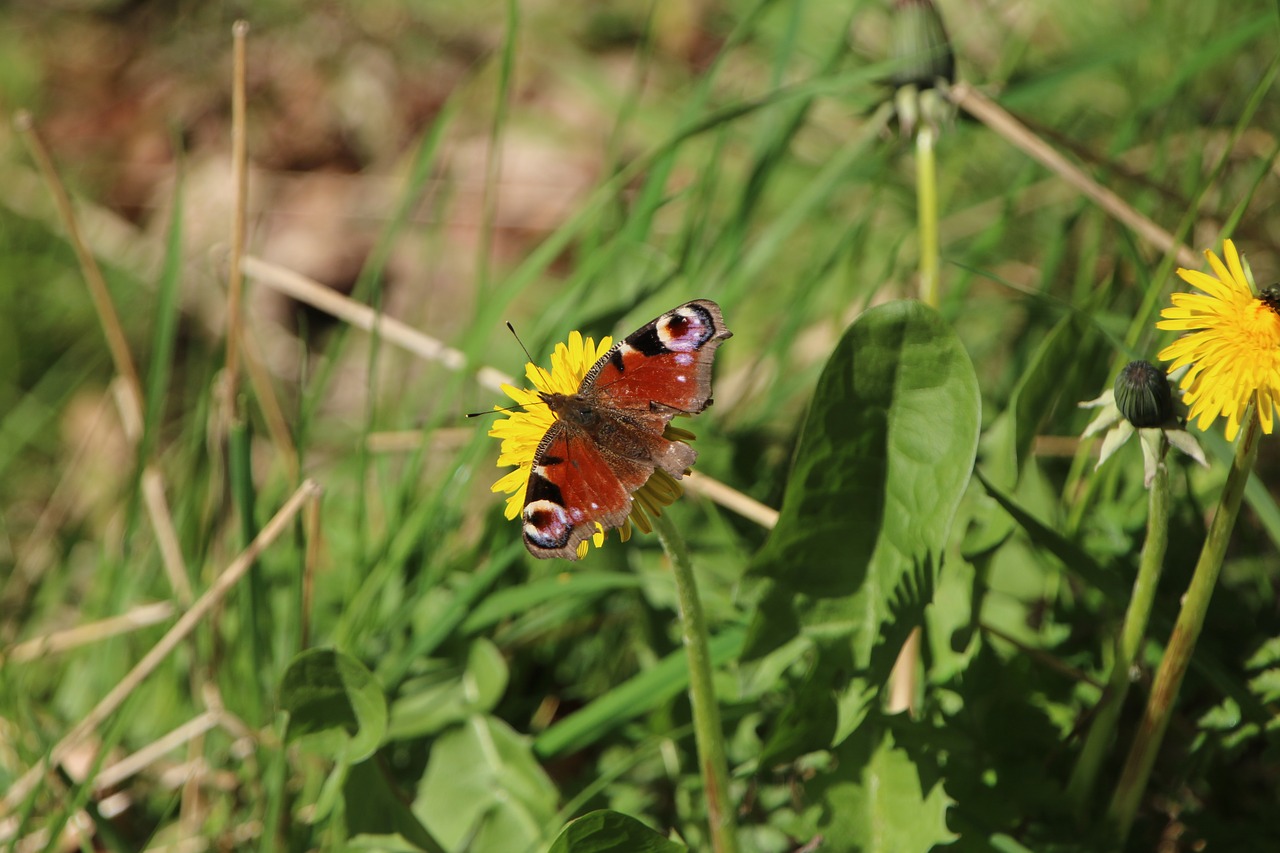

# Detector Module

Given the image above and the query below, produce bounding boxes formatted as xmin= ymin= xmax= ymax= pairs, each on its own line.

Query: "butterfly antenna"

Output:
xmin=506 ymin=321 xmax=554 ymax=387
xmin=465 ymin=401 xmax=533 ymax=418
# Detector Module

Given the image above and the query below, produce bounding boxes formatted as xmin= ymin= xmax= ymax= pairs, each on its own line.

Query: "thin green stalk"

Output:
xmin=890 ymin=116 xmax=940 ymax=716
xmin=651 ymin=511 xmax=738 ymax=853
xmin=229 ymin=414 xmax=265 ymax=725
xmin=916 ymin=124 xmax=940 ymax=308
xmin=1067 ymin=443 xmax=1170 ymax=811
xmin=260 ymin=712 xmax=290 ymax=853
xmin=475 ymin=0 xmax=518 ymax=294
xmin=1108 ymin=410 xmax=1262 ymax=841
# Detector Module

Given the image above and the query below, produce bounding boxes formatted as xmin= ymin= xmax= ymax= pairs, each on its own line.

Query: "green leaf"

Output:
xmin=280 ymin=648 xmax=388 ymax=764
xmin=547 ymin=810 xmax=687 ymax=853
xmin=745 ymin=301 xmax=980 ymax=743
xmin=414 ymin=715 xmax=559 ymax=852
xmin=803 ymin=723 xmax=955 ymax=852
xmin=344 ymin=757 xmax=446 ymax=853
xmin=388 ymin=638 xmax=509 ymax=740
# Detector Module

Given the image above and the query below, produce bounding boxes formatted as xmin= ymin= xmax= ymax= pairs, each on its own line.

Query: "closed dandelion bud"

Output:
xmin=890 ymin=0 xmax=955 ymax=90
xmin=1114 ymin=360 xmax=1173 ymax=428
xmin=887 ymin=0 xmax=956 ymax=137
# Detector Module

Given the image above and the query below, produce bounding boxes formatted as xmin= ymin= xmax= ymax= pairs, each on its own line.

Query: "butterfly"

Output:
xmin=520 ymin=300 xmax=732 ymax=559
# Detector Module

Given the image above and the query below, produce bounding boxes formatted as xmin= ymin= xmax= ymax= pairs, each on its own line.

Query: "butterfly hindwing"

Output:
xmin=522 ymin=423 xmax=645 ymax=559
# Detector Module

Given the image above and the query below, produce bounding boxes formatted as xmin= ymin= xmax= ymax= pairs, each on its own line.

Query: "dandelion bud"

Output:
xmin=889 ymin=0 xmax=955 ymax=91
xmin=1114 ymin=361 xmax=1173 ymax=428
xmin=888 ymin=0 xmax=956 ymax=137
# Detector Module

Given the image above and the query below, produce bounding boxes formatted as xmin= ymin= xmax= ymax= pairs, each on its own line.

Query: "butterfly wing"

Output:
xmin=521 ymin=421 xmax=654 ymax=560
xmin=585 ymin=299 xmax=732 ymax=418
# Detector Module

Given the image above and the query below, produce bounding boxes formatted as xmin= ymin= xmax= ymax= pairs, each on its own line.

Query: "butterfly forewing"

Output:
xmin=584 ymin=300 xmax=731 ymax=416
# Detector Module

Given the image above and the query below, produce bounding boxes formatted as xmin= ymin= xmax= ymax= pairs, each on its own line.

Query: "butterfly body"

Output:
xmin=521 ymin=300 xmax=731 ymax=559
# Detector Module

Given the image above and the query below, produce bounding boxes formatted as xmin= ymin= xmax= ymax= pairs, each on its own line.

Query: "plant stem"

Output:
xmin=1107 ymin=410 xmax=1261 ymax=841
xmin=888 ymin=116 xmax=941 ymax=718
xmin=1068 ymin=440 xmax=1170 ymax=811
xmin=651 ymin=510 xmax=738 ymax=853
xmin=916 ymin=124 xmax=940 ymax=308
xmin=229 ymin=415 xmax=265 ymax=725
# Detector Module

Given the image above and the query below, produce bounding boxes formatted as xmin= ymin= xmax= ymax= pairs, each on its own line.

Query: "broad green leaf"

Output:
xmin=547 ymin=810 xmax=687 ymax=853
xmin=414 ymin=715 xmax=559 ymax=853
xmin=745 ymin=301 xmax=980 ymax=744
xmin=344 ymin=757 xmax=446 ymax=853
xmin=388 ymin=638 xmax=509 ymax=740
xmin=803 ymin=723 xmax=955 ymax=853
xmin=280 ymin=648 xmax=387 ymax=764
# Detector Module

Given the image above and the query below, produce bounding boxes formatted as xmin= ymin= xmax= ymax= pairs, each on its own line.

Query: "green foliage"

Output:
xmin=548 ymin=809 xmax=688 ymax=853
xmin=414 ymin=716 xmax=559 ymax=852
xmin=343 ymin=758 xmax=445 ymax=853
xmin=388 ymin=638 xmax=508 ymax=740
xmin=746 ymin=301 xmax=980 ymax=753
xmin=799 ymin=717 xmax=955 ymax=852
xmin=281 ymin=648 xmax=387 ymax=764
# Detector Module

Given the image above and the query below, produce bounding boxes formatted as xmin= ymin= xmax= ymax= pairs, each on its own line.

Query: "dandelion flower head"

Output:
xmin=1157 ymin=240 xmax=1280 ymax=441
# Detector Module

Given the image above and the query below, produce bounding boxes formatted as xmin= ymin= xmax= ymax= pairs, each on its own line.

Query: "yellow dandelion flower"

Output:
xmin=488 ymin=330 xmax=684 ymax=559
xmin=1157 ymin=240 xmax=1280 ymax=442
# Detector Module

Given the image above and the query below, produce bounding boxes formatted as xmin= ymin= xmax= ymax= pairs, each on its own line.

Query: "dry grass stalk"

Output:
xmin=949 ymin=82 xmax=1199 ymax=269
xmin=223 ymin=20 xmax=250 ymax=419
xmin=15 ymin=114 xmax=194 ymax=605
xmin=2 ymin=601 xmax=175 ymax=664
xmin=0 ymin=479 xmax=322 ymax=813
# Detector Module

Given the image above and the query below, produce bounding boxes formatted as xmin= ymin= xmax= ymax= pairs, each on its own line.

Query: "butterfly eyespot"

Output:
xmin=657 ymin=305 xmax=714 ymax=353
xmin=523 ymin=499 xmax=573 ymax=549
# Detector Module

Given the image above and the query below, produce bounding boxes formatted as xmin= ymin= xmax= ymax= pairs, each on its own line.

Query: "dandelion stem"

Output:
xmin=1068 ymin=440 xmax=1170 ymax=812
xmin=916 ymin=124 xmax=940 ymax=308
xmin=651 ymin=510 xmax=738 ymax=853
xmin=1108 ymin=409 xmax=1261 ymax=841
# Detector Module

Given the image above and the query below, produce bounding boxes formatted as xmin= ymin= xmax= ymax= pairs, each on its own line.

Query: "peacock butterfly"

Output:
xmin=521 ymin=300 xmax=732 ymax=559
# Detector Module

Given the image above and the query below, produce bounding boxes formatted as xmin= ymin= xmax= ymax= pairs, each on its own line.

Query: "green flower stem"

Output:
xmin=651 ymin=510 xmax=738 ymax=853
xmin=1067 ymin=441 xmax=1170 ymax=812
xmin=229 ymin=412 xmax=265 ymax=725
xmin=916 ymin=124 xmax=940 ymax=308
xmin=1108 ymin=410 xmax=1262 ymax=841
